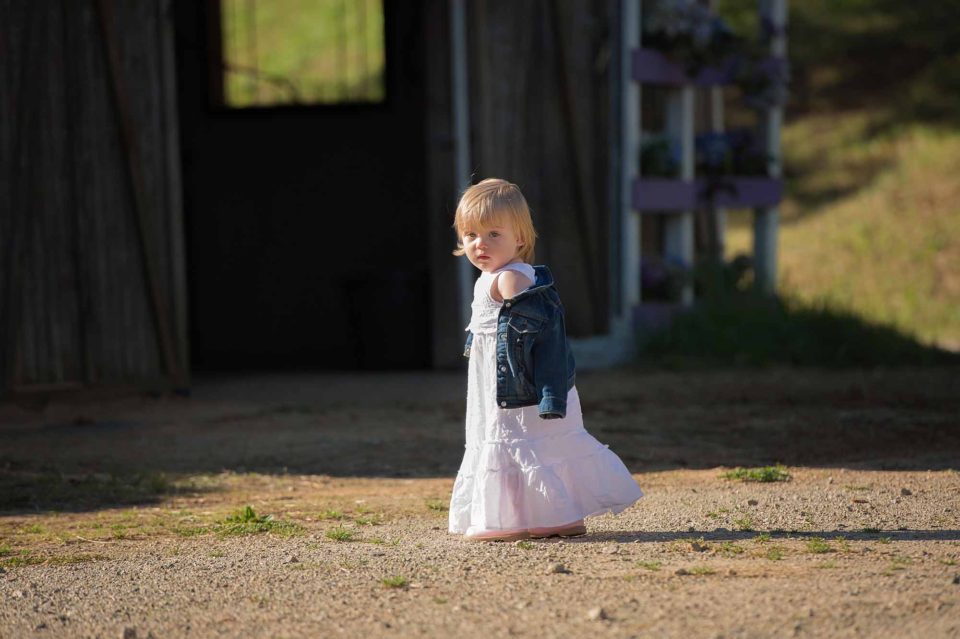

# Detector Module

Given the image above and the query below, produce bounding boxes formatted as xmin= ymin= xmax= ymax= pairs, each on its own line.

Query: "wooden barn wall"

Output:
xmin=468 ymin=0 xmax=613 ymax=337
xmin=0 ymin=1 xmax=186 ymax=393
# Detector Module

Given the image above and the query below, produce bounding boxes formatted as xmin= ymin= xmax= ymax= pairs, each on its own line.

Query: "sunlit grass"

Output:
xmin=726 ymin=112 xmax=960 ymax=349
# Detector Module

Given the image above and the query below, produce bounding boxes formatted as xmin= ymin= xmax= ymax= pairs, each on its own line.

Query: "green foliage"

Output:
xmin=325 ymin=526 xmax=356 ymax=542
xmin=639 ymin=290 xmax=958 ymax=368
xmin=215 ymin=506 xmax=304 ymax=537
xmin=381 ymin=575 xmax=409 ymax=588
xmin=425 ymin=499 xmax=448 ymax=512
xmin=722 ymin=464 xmax=791 ymax=483
xmin=805 ymin=537 xmax=832 ymax=554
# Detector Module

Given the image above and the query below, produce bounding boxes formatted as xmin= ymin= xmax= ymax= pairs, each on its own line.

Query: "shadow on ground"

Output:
xmin=1 ymin=366 xmax=958 ymax=514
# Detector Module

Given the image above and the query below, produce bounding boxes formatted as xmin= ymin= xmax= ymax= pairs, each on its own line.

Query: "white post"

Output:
xmin=450 ymin=0 xmax=474 ymax=329
xmin=708 ymin=0 xmax=726 ymax=258
xmin=621 ymin=0 xmax=641 ymax=323
xmin=665 ymin=86 xmax=695 ymax=306
xmin=754 ymin=0 xmax=787 ymax=294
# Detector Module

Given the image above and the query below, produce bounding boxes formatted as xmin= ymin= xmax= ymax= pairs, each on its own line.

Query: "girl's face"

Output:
xmin=461 ymin=219 xmax=524 ymax=272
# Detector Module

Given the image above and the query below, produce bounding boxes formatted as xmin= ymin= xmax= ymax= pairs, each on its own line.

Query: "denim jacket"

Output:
xmin=462 ymin=265 xmax=576 ymax=419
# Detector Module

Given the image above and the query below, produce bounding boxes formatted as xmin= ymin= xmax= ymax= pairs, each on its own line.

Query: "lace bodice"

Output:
xmin=466 ymin=262 xmax=536 ymax=335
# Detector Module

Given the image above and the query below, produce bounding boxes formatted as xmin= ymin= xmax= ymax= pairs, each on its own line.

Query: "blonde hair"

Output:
xmin=451 ymin=178 xmax=538 ymax=263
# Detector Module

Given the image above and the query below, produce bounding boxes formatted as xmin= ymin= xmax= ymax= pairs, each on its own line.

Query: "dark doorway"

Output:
xmin=174 ymin=1 xmax=430 ymax=370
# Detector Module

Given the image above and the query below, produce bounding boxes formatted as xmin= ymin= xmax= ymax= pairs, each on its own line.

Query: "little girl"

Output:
xmin=447 ymin=178 xmax=644 ymax=542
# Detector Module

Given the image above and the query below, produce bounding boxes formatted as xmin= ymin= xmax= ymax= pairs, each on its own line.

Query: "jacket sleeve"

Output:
xmin=531 ymin=309 xmax=569 ymax=419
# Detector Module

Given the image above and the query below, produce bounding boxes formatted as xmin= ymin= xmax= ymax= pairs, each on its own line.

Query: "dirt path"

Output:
xmin=1 ymin=366 xmax=959 ymax=637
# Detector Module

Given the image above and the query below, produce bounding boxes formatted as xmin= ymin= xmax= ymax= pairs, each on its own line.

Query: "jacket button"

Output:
xmin=504 ymin=302 xmax=511 ymax=307
xmin=499 ymin=365 xmax=507 ymax=372
xmin=500 ymin=401 xmax=507 ymax=407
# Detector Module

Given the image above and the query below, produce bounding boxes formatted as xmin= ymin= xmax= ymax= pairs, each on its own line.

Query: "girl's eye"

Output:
xmin=490 ymin=232 xmax=500 ymax=238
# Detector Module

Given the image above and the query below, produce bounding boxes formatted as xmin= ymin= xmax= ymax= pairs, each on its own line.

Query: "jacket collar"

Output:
xmin=504 ymin=265 xmax=554 ymax=303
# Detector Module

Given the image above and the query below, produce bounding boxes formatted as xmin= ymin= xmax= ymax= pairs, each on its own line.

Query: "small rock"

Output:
xmin=12 ymin=590 xmax=24 ymax=598
xmin=953 ymin=575 xmax=960 ymax=585
xmin=285 ymin=555 xmax=298 ymax=564
xmin=431 ymin=526 xmax=441 ymax=530
xmin=827 ymin=476 xmax=834 ymax=484
xmin=674 ymin=568 xmax=690 ymax=576
xmin=688 ymin=541 xmax=708 ymax=552
xmin=605 ymin=545 xmax=620 ymax=555
xmin=515 ymin=601 xmax=530 ymax=610
xmin=747 ymin=499 xmax=759 ymax=506
xmin=546 ymin=562 xmax=570 ymax=574
xmin=586 ymin=607 xmax=607 ymax=621
xmin=123 ymin=628 xmax=138 ymax=639
xmin=900 ymin=488 xmax=912 ymax=496
xmin=727 ymin=569 xmax=737 ymax=576
xmin=687 ymin=526 xmax=695 ymax=532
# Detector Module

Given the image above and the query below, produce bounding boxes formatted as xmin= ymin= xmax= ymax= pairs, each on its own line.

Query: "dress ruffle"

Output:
xmin=448 ymin=330 xmax=643 ymax=534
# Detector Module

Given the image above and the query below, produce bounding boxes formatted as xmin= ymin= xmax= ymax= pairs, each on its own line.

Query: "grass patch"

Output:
xmin=688 ymin=565 xmax=716 ymax=576
xmin=362 ymin=537 xmax=400 ymax=546
xmin=861 ymin=527 xmax=881 ymax=534
xmin=425 ymin=499 xmax=448 ymax=512
xmin=765 ymin=546 xmax=785 ymax=561
xmin=878 ymin=536 xmax=892 ymax=545
xmin=515 ymin=541 xmax=535 ymax=550
xmin=883 ymin=556 xmax=913 ymax=575
xmin=833 ymin=536 xmax=852 ymax=553
xmin=805 ymin=537 xmax=832 ymax=554
xmin=214 ymin=506 xmax=305 ymax=537
xmin=717 ymin=541 xmax=745 ymax=557
xmin=317 ymin=509 xmax=345 ymax=520
xmin=732 ymin=516 xmax=754 ymax=532
xmin=637 ymin=560 xmax=662 ymax=571
xmin=753 ymin=533 xmax=772 ymax=543
xmin=816 ymin=560 xmax=839 ymax=569
xmin=325 ymin=526 xmax=357 ymax=542
xmin=381 ymin=575 xmax=409 ymax=588
xmin=722 ymin=464 xmax=791 ymax=483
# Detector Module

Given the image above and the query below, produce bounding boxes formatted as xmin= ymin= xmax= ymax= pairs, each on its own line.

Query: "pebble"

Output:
xmin=900 ymin=488 xmax=912 ymax=496
xmin=747 ymin=499 xmax=759 ymax=506
xmin=284 ymin=555 xmax=298 ymax=564
xmin=953 ymin=575 xmax=960 ymax=585
xmin=674 ymin=568 xmax=690 ymax=576
xmin=546 ymin=562 xmax=570 ymax=574
xmin=122 ymin=628 xmax=137 ymax=639
xmin=586 ymin=606 xmax=607 ymax=621
xmin=688 ymin=541 xmax=708 ymax=552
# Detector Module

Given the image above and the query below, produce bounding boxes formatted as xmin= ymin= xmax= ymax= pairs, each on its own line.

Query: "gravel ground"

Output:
xmin=1 ymin=366 xmax=959 ymax=638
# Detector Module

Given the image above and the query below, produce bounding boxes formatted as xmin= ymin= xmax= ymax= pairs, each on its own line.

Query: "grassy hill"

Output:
xmin=725 ymin=112 xmax=960 ymax=349
xmin=720 ymin=0 xmax=960 ymax=350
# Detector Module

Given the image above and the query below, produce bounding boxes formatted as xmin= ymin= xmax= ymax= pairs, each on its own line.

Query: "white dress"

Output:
xmin=448 ymin=262 xmax=644 ymax=534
